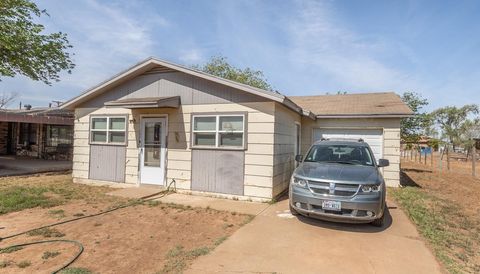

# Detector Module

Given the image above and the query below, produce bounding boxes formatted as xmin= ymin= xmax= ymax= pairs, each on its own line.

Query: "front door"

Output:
xmin=140 ymin=117 xmax=167 ymax=185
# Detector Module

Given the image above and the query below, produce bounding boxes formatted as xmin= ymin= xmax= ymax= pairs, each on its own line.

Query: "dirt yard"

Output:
xmin=402 ymin=151 xmax=480 ymax=177
xmin=0 ymin=173 xmax=253 ymax=273
xmin=392 ymin=160 xmax=480 ymax=273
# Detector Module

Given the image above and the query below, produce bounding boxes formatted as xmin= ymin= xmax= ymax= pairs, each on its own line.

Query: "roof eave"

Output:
xmin=61 ymin=57 xmax=289 ymax=110
xmin=315 ymin=113 xmax=414 ymax=119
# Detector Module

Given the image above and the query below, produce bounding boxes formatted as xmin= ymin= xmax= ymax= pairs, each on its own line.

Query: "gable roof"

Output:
xmin=61 ymin=57 xmax=302 ymax=114
xmin=289 ymin=92 xmax=413 ymax=118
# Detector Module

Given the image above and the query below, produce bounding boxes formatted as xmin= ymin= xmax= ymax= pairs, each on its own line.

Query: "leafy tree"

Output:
xmin=431 ymin=105 xmax=479 ymax=150
xmin=0 ymin=0 xmax=75 ymax=85
xmin=459 ymin=118 xmax=480 ymax=157
xmin=193 ymin=56 xmax=273 ymax=91
xmin=400 ymin=92 xmax=429 ymax=143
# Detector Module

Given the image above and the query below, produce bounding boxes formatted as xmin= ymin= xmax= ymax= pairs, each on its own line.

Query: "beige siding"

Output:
xmin=72 ymin=101 xmax=277 ymax=199
xmin=272 ymin=103 xmax=301 ymax=197
xmin=300 ymin=117 xmax=402 ymax=187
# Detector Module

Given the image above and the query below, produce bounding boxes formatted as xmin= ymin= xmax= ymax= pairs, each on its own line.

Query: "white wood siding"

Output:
xmin=72 ymin=101 xmax=277 ymax=199
xmin=272 ymin=103 xmax=301 ymax=197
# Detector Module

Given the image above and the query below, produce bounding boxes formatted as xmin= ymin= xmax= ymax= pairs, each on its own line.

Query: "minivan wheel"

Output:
xmin=371 ymin=214 xmax=384 ymax=227
xmin=289 ymin=203 xmax=299 ymax=216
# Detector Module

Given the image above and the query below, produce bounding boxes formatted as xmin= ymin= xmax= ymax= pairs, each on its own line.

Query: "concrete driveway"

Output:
xmin=0 ymin=156 xmax=72 ymax=177
xmin=186 ymin=196 xmax=442 ymax=274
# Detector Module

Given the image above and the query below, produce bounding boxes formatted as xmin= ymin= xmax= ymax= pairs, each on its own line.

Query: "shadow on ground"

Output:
xmin=400 ymin=170 xmax=423 ymax=188
xmin=294 ymin=205 xmax=393 ymax=233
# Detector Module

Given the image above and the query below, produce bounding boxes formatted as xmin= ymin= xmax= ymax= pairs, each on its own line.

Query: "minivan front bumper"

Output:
xmin=289 ymin=185 xmax=384 ymax=223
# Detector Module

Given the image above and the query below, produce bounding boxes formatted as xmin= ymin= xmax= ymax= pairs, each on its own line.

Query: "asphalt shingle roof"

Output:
xmin=289 ymin=92 xmax=413 ymax=116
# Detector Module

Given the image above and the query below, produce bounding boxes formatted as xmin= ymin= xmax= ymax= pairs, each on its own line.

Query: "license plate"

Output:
xmin=322 ymin=200 xmax=341 ymax=211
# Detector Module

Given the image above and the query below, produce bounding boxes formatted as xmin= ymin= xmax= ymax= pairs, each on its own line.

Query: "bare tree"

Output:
xmin=0 ymin=92 xmax=19 ymax=109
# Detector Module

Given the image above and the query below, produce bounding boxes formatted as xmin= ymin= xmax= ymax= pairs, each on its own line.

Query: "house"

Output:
xmin=0 ymin=107 xmax=74 ymax=160
xmin=61 ymin=57 xmax=413 ymax=201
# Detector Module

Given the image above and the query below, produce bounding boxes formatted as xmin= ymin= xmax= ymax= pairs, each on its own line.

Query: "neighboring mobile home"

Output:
xmin=61 ymin=58 xmax=412 ymax=201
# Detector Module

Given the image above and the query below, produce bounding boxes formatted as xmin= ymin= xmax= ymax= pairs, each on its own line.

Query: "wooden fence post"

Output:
xmin=424 ymin=149 xmax=427 ymax=165
xmin=473 ymin=146 xmax=477 ymax=178
xmin=430 ymin=148 xmax=434 ymax=167
xmin=446 ymin=146 xmax=450 ymax=171
xmin=419 ymin=147 xmax=422 ymax=163
xmin=439 ymin=148 xmax=443 ymax=171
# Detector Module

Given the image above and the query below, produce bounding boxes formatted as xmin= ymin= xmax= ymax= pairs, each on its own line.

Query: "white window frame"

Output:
xmin=90 ymin=115 xmax=127 ymax=145
xmin=191 ymin=114 xmax=246 ymax=149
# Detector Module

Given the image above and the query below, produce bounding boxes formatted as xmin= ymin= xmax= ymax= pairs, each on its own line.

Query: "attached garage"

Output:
xmin=312 ymin=128 xmax=383 ymax=161
xmin=291 ymin=93 xmax=413 ymax=187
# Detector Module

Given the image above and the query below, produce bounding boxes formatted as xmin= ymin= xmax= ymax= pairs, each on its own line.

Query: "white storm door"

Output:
xmin=140 ymin=118 xmax=167 ymax=185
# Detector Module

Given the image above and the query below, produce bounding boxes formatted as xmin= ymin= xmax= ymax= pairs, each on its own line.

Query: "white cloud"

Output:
xmin=178 ymin=48 xmax=204 ymax=64
xmin=287 ymin=0 xmax=413 ymax=92
xmin=25 ymin=0 xmax=170 ymax=91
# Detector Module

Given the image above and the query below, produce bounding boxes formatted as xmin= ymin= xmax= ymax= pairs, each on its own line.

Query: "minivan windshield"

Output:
xmin=304 ymin=144 xmax=374 ymax=166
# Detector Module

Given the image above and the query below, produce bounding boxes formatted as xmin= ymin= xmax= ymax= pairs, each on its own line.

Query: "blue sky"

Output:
xmin=2 ymin=0 xmax=480 ymax=111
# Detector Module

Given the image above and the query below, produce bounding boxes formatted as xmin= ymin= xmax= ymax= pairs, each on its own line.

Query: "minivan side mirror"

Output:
xmin=295 ymin=155 xmax=303 ymax=162
xmin=378 ymin=159 xmax=390 ymax=167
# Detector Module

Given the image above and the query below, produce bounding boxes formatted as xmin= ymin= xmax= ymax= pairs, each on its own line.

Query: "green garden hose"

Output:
xmin=0 ymin=239 xmax=84 ymax=274
xmin=0 ymin=179 xmax=177 ymax=273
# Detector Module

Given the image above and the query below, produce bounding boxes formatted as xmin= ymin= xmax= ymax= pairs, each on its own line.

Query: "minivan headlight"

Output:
xmin=361 ymin=184 xmax=381 ymax=193
xmin=291 ymin=176 xmax=307 ymax=188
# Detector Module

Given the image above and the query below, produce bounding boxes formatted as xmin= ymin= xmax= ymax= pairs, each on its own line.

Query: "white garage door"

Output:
xmin=313 ymin=128 xmax=384 ymax=161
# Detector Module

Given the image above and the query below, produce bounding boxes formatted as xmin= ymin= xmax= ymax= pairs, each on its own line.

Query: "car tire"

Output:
xmin=289 ymin=204 xmax=299 ymax=216
xmin=371 ymin=213 xmax=384 ymax=227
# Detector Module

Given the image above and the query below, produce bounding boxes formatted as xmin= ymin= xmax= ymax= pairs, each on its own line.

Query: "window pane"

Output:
xmin=194 ymin=133 xmax=216 ymax=146
xmin=219 ymin=116 xmax=243 ymax=131
xmin=219 ymin=133 xmax=243 ymax=147
xmin=109 ymin=132 xmax=125 ymax=143
xmin=194 ymin=116 xmax=216 ymax=131
xmin=145 ymin=122 xmax=161 ymax=145
xmin=92 ymin=131 xmax=107 ymax=142
xmin=110 ymin=118 xmax=125 ymax=130
xmin=92 ymin=118 xmax=107 ymax=130
xmin=144 ymin=145 xmax=160 ymax=167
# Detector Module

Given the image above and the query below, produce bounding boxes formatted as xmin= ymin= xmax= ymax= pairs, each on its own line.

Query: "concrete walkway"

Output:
xmin=182 ymin=196 xmax=442 ymax=274
xmin=107 ymin=186 xmax=166 ymax=199
xmin=156 ymin=193 xmax=269 ymax=215
xmin=0 ymin=156 xmax=72 ymax=177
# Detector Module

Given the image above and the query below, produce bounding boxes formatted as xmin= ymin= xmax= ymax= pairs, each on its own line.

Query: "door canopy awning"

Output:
xmin=104 ymin=96 xmax=180 ymax=109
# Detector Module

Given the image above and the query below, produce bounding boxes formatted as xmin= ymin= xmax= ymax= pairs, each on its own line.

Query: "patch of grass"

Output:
xmin=147 ymin=200 xmax=161 ymax=207
xmin=0 ymin=246 xmax=23 ymax=254
xmin=16 ymin=260 xmax=31 ymax=268
xmin=391 ymin=187 xmax=479 ymax=273
xmin=59 ymin=267 xmax=93 ymax=274
xmin=241 ymin=215 xmax=255 ymax=226
xmin=49 ymin=209 xmax=66 ymax=218
xmin=0 ymin=260 xmax=11 ymax=268
xmin=214 ymin=236 xmax=228 ymax=246
xmin=222 ymin=223 xmax=234 ymax=229
xmin=161 ymin=245 xmax=212 ymax=273
xmin=27 ymin=227 xmax=65 ymax=238
xmin=42 ymin=250 xmax=61 ymax=260
xmin=73 ymin=213 xmax=85 ymax=217
xmin=0 ymin=174 xmax=127 ymax=215
xmin=0 ymin=186 xmax=62 ymax=214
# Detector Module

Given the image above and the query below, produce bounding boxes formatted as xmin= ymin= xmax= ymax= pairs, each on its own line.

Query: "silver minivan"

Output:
xmin=289 ymin=139 xmax=389 ymax=226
